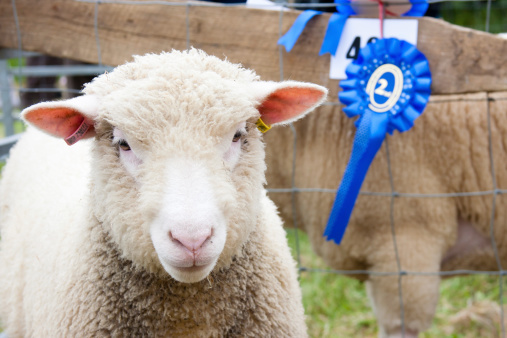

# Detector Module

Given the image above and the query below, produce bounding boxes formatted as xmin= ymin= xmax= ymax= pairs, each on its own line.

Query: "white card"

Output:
xmin=246 ymin=0 xmax=287 ymax=11
xmin=329 ymin=19 xmax=418 ymax=80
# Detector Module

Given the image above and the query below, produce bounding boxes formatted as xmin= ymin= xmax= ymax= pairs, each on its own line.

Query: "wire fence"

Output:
xmin=1 ymin=0 xmax=507 ymax=336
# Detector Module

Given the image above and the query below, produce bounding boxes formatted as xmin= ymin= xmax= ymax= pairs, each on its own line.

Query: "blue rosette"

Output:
xmin=324 ymin=38 xmax=431 ymax=244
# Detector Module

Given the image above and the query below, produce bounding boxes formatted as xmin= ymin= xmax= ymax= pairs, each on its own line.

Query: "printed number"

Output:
xmin=346 ymin=37 xmax=361 ymax=59
xmin=346 ymin=36 xmax=378 ymax=60
xmin=374 ymin=79 xmax=391 ymax=97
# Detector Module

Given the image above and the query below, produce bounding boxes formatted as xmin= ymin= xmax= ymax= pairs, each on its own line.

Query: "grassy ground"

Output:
xmin=286 ymin=229 xmax=506 ymax=337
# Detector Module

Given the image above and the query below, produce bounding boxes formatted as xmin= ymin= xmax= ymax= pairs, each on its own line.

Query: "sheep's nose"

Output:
xmin=169 ymin=229 xmax=212 ymax=253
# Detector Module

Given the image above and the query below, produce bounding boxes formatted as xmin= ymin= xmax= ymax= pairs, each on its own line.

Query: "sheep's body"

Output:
xmin=0 ymin=50 xmax=326 ymax=337
xmin=0 ymin=129 xmax=305 ymax=337
xmin=265 ymin=91 xmax=507 ymax=337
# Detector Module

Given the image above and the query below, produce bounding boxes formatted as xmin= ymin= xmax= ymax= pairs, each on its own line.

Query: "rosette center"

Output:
xmin=366 ymin=64 xmax=404 ymax=114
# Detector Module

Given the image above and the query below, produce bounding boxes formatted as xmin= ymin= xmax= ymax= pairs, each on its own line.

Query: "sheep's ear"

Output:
xmin=21 ymin=95 xmax=99 ymax=145
xmin=252 ymin=81 xmax=328 ymax=127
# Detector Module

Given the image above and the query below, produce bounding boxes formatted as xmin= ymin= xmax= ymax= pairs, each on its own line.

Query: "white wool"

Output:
xmin=265 ymin=90 xmax=507 ymax=337
xmin=0 ymin=49 xmax=327 ymax=336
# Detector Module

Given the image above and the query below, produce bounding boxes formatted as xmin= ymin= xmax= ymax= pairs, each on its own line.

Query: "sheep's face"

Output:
xmin=21 ymin=49 xmax=327 ymax=283
xmin=105 ymin=119 xmax=256 ymax=283
xmin=89 ymin=76 xmax=268 ymax=283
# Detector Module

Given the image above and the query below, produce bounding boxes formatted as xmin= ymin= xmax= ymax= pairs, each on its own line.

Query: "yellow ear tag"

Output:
xmin=256 ymin=118 xmax=271 ymax=133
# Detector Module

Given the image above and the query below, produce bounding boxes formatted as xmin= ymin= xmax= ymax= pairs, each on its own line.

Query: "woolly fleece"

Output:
xmin=0 ymin=49 xmax=326 ymax=337
xmin=265 ymin=91 xmax=507 ymax=337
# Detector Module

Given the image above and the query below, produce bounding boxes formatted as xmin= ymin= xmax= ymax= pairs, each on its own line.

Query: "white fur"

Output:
xmin=150 ymin=157 xmax=227 ymax=283
xmin=0 ymin=49 xmax=327 ymax=336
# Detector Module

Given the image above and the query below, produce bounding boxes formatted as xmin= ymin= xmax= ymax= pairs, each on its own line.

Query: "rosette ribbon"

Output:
xmin=324 ymin=38 xmax=431 ymax=244
xmin=403 ymin=0 xmax=429 ymax=16
xmin=277 ymin=0 xmax=428 ymax=56
xmin=278 ymin=0 xmax=354 ymax=56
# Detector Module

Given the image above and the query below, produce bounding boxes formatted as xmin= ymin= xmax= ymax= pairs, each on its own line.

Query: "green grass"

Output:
xmin=439 ymin=0 xmax=507 ymax=34
xmin=286 ymin=229 xmax=506 ymax=337
xmin=0 ymin=120 xmax=25 ymax=139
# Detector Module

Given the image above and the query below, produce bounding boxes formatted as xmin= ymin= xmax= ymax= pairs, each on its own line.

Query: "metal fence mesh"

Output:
xmin=2 ymin=0 xmax=507 ymax=336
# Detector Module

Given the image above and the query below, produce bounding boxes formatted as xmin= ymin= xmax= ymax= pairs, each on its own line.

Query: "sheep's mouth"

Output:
xmin=163 ymin=260 xmax=217 ymax=283
xmin=174 ymin=264 xmax=209 ymax=273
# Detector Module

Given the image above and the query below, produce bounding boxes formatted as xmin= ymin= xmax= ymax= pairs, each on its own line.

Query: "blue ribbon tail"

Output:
xmin=278 ymin=10 xmax=322 ymax=52
xmin=324 ymin=111 xmax=389 ymax=244
xmin=319 ymin=13 xmax=349 ymax=56
xmin=334 ymin=0 xmax=356 ymax=16
xmin=402 ymin=0 xmax=428 ymax=16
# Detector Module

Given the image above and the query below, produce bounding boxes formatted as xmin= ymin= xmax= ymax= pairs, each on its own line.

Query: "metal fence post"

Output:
xmin=0 ymin=59 xmax=14 ymax=137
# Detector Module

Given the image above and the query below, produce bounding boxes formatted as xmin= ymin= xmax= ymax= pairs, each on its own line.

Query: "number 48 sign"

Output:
xmin=346 ymin=36 xmax=378 ymax=60
xmin=330 ymin=18 xmax=419 ymax=80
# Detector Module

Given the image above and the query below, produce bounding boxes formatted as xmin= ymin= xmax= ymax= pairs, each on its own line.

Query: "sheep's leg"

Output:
xmin=365 ymin=231 xmax=445 ymax=338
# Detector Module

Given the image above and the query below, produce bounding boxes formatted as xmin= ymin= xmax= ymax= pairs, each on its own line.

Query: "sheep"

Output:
xmin=0 ymin=49 xmax=328 ymax=337
xmin=265 ymin=90 xmax=507 ymax=337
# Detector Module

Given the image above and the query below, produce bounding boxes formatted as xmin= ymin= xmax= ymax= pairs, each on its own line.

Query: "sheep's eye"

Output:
xmin=118 ymin=139 xmax=131 ymax=151
xmin=232 ymin=131 xmax=242 ymax=143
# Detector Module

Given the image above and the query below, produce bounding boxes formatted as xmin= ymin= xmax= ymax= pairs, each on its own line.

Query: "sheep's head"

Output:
xmin=21 ymin=49 xmax=327 ymax=283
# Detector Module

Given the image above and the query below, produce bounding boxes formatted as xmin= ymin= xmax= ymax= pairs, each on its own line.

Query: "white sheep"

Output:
xmin=0 ymin=49 xmax=327 ymax=337
xmin=265 ymin=90 xmax=507 ymax=337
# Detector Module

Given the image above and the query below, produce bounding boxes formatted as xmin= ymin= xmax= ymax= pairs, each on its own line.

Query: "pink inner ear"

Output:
xmin=24 ymin=107 xmax=92 ymax=139
xmin=258 ymin=87 xmax=324 ymax=125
